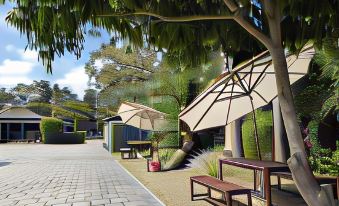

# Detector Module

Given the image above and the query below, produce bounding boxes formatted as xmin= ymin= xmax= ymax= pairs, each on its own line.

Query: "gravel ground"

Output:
xmin=117 ymin=157 xmax=307 ymax=206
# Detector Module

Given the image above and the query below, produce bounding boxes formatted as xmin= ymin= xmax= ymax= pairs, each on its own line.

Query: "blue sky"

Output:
xmin=0 ymin=3 xmax=111 ymax=99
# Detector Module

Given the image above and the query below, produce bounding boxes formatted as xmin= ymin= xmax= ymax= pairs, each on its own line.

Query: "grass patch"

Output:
xmin=188 ymin=150 xmax=221 ymax=177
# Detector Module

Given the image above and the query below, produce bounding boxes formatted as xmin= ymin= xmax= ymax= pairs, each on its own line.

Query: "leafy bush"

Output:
xmin=242 ymin=109 xmax=273 ymax=160
xmin=40 ymin=117 xmax=63 ymax=142
xmin=212 ymin=144 xmax=224 ymax=152
xmin=308 ymin=120 xmax=321 ymax=157
xmin=309 ymin=142 xmax=339 ymax=176
xmin=188 ymin=150 xmax=219 ymax=177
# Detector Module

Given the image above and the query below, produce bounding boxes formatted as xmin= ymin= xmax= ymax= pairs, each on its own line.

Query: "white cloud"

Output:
xmin=0 ymin=59 xmax=35 ymax=88
xmin=0 ymin=76 xmax=32 ymax=87
xmin=0 ymin=59 xmax=34 ymax=75
xmin=5 ymin=44 xmax=39 ymax=62
xmin=17 ymin=49 xmax=39 ymax=61
xmin=55 ymin=66 xmax=89 ymax=100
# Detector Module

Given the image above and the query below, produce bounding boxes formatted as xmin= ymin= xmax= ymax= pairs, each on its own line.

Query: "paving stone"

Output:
xmin=91 ymin=199 xmax=110 ymax=205
xmin=72 ymin=202 xmax=91 ymax=206
xmin=0 ymin=141 xmax=163 ymax=206
xmin=110 ymin=197 xmax=128 ymax=203
xmin=52 ymin=204 xmax=72 ymax=206
xmin=46 ymin=198 xmax=67 ymax=205
xmin=105 ymin=204 xmax=124 ymax=206
xmin=17 ymin=198 xmax=38 ymax=205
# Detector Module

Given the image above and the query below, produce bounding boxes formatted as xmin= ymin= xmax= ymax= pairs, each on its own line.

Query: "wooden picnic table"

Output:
xmin=127 ymin=140 xmax=152 ymax=157
xmin=219 ymin=158 xmax=290 ymax=206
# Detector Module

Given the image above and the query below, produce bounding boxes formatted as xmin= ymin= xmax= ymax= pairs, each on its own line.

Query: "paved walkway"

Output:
xmin=0 ymin=140 xmax=163 ymax=206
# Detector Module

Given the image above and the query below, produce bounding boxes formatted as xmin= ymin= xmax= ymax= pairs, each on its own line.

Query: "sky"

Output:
xmin=0 ymin=3 xmax=111 ymax=99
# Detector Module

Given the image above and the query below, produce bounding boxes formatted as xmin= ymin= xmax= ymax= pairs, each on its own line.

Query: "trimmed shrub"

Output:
xmin=40 ymin=117 xmax=63 ymax=143
xmin=242 ymin=109 xmax=273 ymax=160
xmin=75 ymin=131 xmax=87 ymax=139
xmin=44 ymin=132 xmax=85 ymax=144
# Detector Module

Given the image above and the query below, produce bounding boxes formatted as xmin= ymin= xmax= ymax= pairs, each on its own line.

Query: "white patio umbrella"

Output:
xmin=118 ymin=101 xmax=167 ymax=136
xmin=179 ymin=45 xmax=314 ymax=160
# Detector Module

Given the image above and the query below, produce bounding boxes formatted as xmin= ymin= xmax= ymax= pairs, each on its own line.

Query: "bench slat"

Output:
xmin=191 ymin=176 xmax=250 ymax=194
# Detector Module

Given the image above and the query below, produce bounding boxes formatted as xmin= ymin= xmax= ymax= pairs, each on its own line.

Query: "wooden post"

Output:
xmin=263 ymin=168 xmax=271 ymax=206
xmin=6 ymin=123 xmax=10 ymax=140
xmin=21 ymin=123 xmax=24 ymax=139
xmin=219 ymin=159 xmax=223 ymax=180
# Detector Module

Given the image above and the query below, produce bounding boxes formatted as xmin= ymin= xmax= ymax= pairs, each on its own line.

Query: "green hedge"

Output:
xmin=40 ymin=117 xmax=63 ymax=143
xmin=242 ymin=109 xmax=273 ymax=160
xmin=44 ymin=131 xmax=85 ymax=144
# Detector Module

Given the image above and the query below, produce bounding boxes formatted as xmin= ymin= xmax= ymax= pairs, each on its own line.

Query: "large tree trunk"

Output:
xmin=266 ymin=2 xmax=334 ymax=205
xmin=223 ymin=0 xmax=335 ymax=205
xmin=270 ymin=47 xmax=334 ymax=206
xmin=267 ymin=2 xmax=335 ymax=205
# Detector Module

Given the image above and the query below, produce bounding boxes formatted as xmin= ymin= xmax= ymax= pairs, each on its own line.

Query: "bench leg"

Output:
xmin=207 ymin=187 xmax=211 ymax=198
xmin=253 ymin=170 xmax=257 ymax=191
xmin=277 ymin=176 xmax=281 ymax=190
xmin=225 ymin=193 xmax=232 ymax=206
xmin=247 ymin=192 xmax=252 ymax=206
xmin=190 ymin=179 xmax=194 ymax=201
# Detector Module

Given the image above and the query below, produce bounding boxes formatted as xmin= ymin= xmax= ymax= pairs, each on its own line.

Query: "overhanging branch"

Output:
xmin=223 ymin=0 xmax=273 ymax=50
xmin=96 ymin=11 xmax=233 ymax=22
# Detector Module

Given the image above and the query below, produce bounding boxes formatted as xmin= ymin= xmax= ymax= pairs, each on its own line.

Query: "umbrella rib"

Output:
xmin=250 ymin=97 xmax=262 ymax=160
xmin=215 ymin=94 xmax=248 ymax=102
xmin=235 ymin=73 xmax=249 ymax=93
xmin=248 ymin=64 xmax=270 ymax=92
xmin=144 ymin=110 xmax=155 ymax=130
xmin=248 ymin=63 xmax=255 ymax=89
xmin=179 ymin=76 xmax=233 ymax=117
xmin=123 ymin=112 xmax=140 ymax=125
xmin=192 ymin=82 xmax=229 ymax=131
xmin=118 ymin=108 xmax=140 ymax=115
xmin=211 ymin=91 xmax=245 ymax=94
xmin=225 ymin=83 xmax=235 ymax=125
xmin=252 ymin=90 xmax=269 ymax=103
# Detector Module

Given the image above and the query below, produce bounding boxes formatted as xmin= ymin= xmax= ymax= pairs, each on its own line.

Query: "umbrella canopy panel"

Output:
xmin=179 ymin=46 xmax=314 ymax=132
xmin=118 ymin=102 xmax=167 ymax=131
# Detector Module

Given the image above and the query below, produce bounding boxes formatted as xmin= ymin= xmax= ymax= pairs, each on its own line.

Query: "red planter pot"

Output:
xmin=148 ymin=161 xmax=161 ymax=172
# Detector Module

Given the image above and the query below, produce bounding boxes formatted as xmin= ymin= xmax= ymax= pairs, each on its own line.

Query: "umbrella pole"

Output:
xmin=250 ymin=100 xmax=262 ymax=160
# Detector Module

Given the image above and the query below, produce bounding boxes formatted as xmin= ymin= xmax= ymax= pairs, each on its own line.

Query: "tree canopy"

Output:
xmin=3 ymin=0 xmax=338 ymax=72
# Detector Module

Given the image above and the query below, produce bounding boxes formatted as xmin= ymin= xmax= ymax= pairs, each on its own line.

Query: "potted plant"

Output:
xmin=147 ymin=131 xmax=168 ymax=172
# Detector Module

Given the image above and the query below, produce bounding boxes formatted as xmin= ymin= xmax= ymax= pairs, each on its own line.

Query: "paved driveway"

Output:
xmin=0 ymin=140 xmax=163 ymax=206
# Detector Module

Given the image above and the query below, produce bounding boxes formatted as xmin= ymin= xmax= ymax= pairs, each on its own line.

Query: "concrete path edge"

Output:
xmin=114 ymin=160 xmax=166 ymax=206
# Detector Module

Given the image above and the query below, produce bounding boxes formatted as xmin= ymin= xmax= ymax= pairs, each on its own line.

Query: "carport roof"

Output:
xmin=0 ymin=106 xmax=42 ymax=120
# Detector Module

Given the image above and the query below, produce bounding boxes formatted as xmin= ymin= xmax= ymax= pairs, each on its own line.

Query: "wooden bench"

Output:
xmin=271 ymin=172 xmax=338 ymax=199
xmin=190 ymin=175 xmax=252 ymax=206
xmin=120 ymin=148 xmax=135 ymax=159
